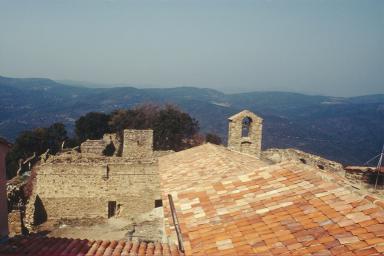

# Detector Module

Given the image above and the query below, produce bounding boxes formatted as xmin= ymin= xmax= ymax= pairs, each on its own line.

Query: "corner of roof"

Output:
xmin=279 ymin=159 xmax=384 ymax=210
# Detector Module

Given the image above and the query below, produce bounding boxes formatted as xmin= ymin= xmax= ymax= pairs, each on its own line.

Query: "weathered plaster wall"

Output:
xmin=25 ymin=154 xmax=161 ymax=226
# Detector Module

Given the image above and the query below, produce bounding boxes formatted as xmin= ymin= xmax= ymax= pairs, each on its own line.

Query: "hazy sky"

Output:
xmin=0 ymin=0 xmax=383 ymax=96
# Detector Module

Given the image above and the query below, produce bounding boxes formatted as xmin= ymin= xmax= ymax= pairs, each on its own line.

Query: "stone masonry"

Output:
xmin=25 ymin=156 xmax=160 ymax=225
xmin=80 ymin=140 xmax=107 ymax=155
xmin=261 ymin=148 xmax=344 ymax=175
xmin=25 ymin=129 xmax=161 ymax=229
xmin=227 ymin=110 xmax=263 ymax=157
xmin=123 ymin=130 xmax=153 ymax=158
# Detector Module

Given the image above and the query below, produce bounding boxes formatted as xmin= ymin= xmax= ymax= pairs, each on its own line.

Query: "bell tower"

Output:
xmin=227 ymin=110 xmax=263 ymax=157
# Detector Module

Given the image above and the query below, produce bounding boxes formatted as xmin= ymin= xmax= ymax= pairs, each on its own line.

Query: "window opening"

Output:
xmin=241 ymin=117 xmax=252 ymax=137
xmin=108 ymin=201 xmax=117 ymax=218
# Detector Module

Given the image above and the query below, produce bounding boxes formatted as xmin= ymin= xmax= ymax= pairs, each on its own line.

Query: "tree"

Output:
xmin=109 ymin=104 xmax=200 ymax=151
xmin=46 ymin=123 xmax=68 ymax=152
xmin=153 ymin=105 xmax=199 ymax=151
xmin=205 ymin=133 xmax=222 ymax=145
xmin=75 ymin=112 xmax=110 ymax=142
xmin=108 ymin=104 xmax=160 ymax=132
xmin=6 ymin=123 xmax=68 ymax=178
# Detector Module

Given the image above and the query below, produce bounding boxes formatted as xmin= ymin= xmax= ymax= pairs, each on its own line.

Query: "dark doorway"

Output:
xmin=33 ymin=195 xmax=47 ymax=225
xmin=155 ymin=199 xmax=163 ymax=208
xmin=108 ymin=201 xmax=117 ymax=218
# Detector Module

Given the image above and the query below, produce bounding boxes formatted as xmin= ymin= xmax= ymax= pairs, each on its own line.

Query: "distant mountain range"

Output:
xmin=1 ymin=75 xmax=383 ymax=165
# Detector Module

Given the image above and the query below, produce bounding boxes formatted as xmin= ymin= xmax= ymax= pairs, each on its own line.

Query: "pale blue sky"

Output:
xmin=0 ymin=0 xmax=383 ymax=96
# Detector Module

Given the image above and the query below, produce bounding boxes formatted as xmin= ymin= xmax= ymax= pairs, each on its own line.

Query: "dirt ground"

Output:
xmin=35 ymin=208 xmax=165 ymax=242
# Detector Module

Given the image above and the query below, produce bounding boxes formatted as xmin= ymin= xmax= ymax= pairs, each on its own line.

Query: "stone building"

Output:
xmin=227 ymin=110 xmax=263 ymax=157
xmin=0 ymin=137 xmax=11 ymax=241
xmin=3 ymin=110 xmax=384 ymax=255
xmin=25 ymin=129 xmax=162 ymax=233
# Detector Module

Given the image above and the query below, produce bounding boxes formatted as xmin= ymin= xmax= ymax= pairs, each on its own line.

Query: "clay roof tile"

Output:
xmin=0 ymin=236 xmax=180 ymax=256
xmin=159 ymin=143 xmax=384 ymax=255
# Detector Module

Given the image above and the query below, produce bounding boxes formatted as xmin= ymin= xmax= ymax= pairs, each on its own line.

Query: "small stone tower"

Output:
xmin=122 ymin=129 xmax=153 ymax=158
xmin=227 ymin=110 xmax=263 ymax=157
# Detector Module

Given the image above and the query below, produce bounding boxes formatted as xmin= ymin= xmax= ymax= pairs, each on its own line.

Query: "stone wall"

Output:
xmin=342 ymin=167 xmax=384 ymax=198
xmin=227 ymin=110 xmax=263 ymax=157
xmin=123 ymin=130 xmax=153 ymax=158
xmin=80 ymin=129 xmax=154 ymax=158
xmin=80 ymin=140 xmax=107 ymax=155
xmin=345 ymin=166 xmax=384 ymax=188
xmin=261 ymin=148 xmax=345 ymax=175
xmin=25 ymin=153 xmax=161 ymax=227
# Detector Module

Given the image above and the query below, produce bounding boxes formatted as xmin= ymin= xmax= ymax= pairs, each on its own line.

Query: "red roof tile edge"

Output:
xmin=0 ymin=234 xmax=185 ymax=256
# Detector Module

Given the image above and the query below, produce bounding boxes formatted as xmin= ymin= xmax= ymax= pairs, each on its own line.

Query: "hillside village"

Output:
xmin=0 ymin=110 xmax=384 ymax=255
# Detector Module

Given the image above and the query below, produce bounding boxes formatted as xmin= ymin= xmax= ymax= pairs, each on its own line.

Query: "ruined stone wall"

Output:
xmin=103 ymin=133 xmax=123 ymax=157
xmin=227 ymin=110 xmax=263 ymax=157
xmin=261 ymin=148 xmax=345 ymax=175
xmin=25 ymin=155 xmax=161 ymax=226
xmin=344 ymin=166 xmax=384 ymax=192
xmin=80 ymin=129 xmax=154 ymax=158
xmin=80 ymin=140 xmax=107 ymax=155
xmin=340 ymin=167 xmax=384 ymax=198
xmin=123 ymin=130 xmax=153 ymax=158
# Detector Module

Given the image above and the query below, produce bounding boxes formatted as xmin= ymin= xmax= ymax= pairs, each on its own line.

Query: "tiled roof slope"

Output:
xmin=0 ymin=234 xmax=184 ymax=256
xmin=159 ymin=143 xmax=384 ymax=255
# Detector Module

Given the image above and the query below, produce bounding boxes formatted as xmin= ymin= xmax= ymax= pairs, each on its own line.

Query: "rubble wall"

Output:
xmin=80 ymin=140 xmax=107 ymax=155
xmin=261 ymin=148 xmax=345 ymax=175
xmin=344 ymin=167 xmax=384 ymax=194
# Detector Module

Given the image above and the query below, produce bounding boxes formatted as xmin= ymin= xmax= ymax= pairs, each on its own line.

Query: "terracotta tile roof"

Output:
xmin=0 ymin=234 xmax=184 ymax=256
xmin=159 ymin=143 xmax=384 ymax=255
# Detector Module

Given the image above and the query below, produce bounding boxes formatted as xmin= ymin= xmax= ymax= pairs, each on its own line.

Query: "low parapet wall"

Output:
xmin=80 ymin=140 xmax=107 ymax=155
xmin=261 ymin=148 xmax=345 ymax=175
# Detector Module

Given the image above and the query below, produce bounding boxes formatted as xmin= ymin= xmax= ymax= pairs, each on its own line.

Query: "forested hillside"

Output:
xmin=1 ymin=75 xmax=383 ymax=165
